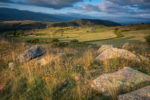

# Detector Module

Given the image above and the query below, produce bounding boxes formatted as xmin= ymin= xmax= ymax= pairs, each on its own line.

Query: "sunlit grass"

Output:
xmin=0 ymin=24 xmax=150 ymax=100
xmin=17 ymin=26 xmax=116 ymax=42
xmin=0 ymin=40 xmax=150 ymax=100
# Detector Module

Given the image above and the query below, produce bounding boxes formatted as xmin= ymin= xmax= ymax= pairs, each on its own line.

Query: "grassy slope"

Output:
xmin=12 ymin=24 xmax=150 ymax=48
xmin=17 ymin=26 xmax=116 ymax=42
xmin=0 ymin=37 xmax=150 ymax=100
xmin=90 ymin=24 xmax=150 ymax=47
xmin=0 ymin=23 xmax=150 ymax=100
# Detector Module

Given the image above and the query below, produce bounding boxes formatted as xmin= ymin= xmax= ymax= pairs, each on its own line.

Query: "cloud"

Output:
xmin=77 ymin=1 xmax=130 ymax=13
xmin=106 ymin=0 xmax=150 ymax=10
xmin=0 ymin=0 xmax=83 ymax=9
xmin=0 ymin=0 xmax=12 ymax=3
xmin=106 ymin=0 xmax=150 ymax=6
xmin=78 ymin=0 xmax=150 ymax=14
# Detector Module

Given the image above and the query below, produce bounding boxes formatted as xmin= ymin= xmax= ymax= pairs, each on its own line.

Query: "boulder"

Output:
xmin=97 ymin=45 xmax=113 ymax=54
xmin=118 ymin=86 xmax=150 ymax=100
xmin=17 ymin=45 xmax=46 ymax=62
xmin=91 ymin=67 xmax=150 ymax=96
xmin=96 ymin=45 xmax=149 ymax=62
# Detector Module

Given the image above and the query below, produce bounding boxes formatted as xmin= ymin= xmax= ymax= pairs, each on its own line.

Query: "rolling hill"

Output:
xmin=50 ymin=19 xmax=121 ymax=27
xmin=0 ymin=19 xmax=120 ymax=33
xmin=0 ymin=7 xmax=73 ymax=22
xmin=0 ymin=20 xmax=48 ymax=32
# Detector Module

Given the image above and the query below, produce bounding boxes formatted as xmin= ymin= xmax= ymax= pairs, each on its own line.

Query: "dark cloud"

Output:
xmin=78 ymin=1 xmax=130 ymax=13
xmin=107 ymin=0 xmax=150 ymax=6
xmin=79 ymin=4 xmax=101 ymax=11
xmin=0 ymin=0 xmax=12 ymax=3
xmin=0 ymin=0 xmax=83 ymax=9
xmin=25 ymin=0 xmax=83 ymax=9
xmin=79 ymin=0 xmax=150 ymax=14
xmin=106 ymin=0 xmax=150 ymax=10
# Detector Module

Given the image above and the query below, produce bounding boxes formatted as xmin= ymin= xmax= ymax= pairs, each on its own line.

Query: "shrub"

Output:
xmin=70 ymin=39 xmax=79 ymax=43
xmin=145 ymin=35 xmax=150 ymax=45
xmin=51 ymin=38 xmax=59 ymax=43
xmin=26 ymin=39 xmax=40 ymax=44
xmin=51 ymin=42 xmax=68 ymax=47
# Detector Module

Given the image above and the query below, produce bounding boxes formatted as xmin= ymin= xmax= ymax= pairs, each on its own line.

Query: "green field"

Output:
xmin=19 ymin=26 xmax=115 ymax=42
xmin=11 ymin=24 xmax=150 ymax=47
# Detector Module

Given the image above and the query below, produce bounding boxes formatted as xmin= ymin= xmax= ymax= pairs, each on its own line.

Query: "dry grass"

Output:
xmin=0 ymin=42 xmax=96 ymax=100
xmin=0 ymin=40 xmax=150 ymax=100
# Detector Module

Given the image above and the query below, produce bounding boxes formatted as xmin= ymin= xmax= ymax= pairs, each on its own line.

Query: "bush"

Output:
xmin=26 ymin=39 xmax=40 ymax=44
xmin=51 ymin=38 xmax=59 ymax=42
xmin=70 ymin=39 xmax=79 ymax=43
xmin=145 ymin=35 xmax=150 ymax=45
xmin=51 ymin=42 xmax=68 ymax=47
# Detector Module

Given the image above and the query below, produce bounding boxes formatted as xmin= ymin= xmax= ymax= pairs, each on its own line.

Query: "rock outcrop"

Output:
xmin=118 ymin=86 xmax=150 ymax=100
xmin=96 ymin=45 xmax=149 ymax=62
xmin=91 ymin=67 xmax=150 ymax=96
xmin=17 ymin=45 xmax=46 ymax=62
xmin=97 ymin=45 xmax=113 ymax=54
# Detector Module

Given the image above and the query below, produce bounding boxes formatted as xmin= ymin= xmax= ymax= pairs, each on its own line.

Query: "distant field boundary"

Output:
xmin=83 ymin=37 xmax=119 ymax=43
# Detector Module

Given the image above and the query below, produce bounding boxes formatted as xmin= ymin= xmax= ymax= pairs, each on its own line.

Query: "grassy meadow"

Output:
xmin=15 ymin=26 xmax=115 ymax=42
xmin=0 ymin=22 xmax=150 ymax=100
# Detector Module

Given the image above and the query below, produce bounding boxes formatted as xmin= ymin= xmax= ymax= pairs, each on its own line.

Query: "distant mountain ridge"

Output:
xmin=0 ymin=7 xmax=120 ymax=26
xmin=51 ymin=19 xmax=121 ymax=27
xmin=0 ymin=7 xmax=73 ymax=22
xmin=0 ymin=7 xmax=121 ymax=32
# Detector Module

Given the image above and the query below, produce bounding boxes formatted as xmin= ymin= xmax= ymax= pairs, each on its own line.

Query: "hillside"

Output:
xmin=50 ymin=19 xmax=121 ymax=27
xmin=0 ymin=23 xmax=150 ymax=100
xmin=0 ymin=7 xmax=73 ymax=22
xmin=0 ymin=20 xmax=48 ymax=32
xmin=0 ymin=19 xmax=120 ymax=33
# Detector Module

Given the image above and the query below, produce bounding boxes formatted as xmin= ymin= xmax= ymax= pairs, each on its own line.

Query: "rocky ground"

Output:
xmin=0 ymin=40 xmax=150 ymax=100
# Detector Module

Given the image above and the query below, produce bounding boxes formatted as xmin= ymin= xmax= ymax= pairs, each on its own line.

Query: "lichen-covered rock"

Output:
xmin=118 ymin=86 xmax=150 ymax=100
xmin=91 ymin=67 xmax=150 ymax=96
xmin=97 ymin=45 xmax=113 ymax=54
xmin=17 ymin=45 xmax=46 ymax=62
xmin=96 ymin=45 xmax=149 ymax=62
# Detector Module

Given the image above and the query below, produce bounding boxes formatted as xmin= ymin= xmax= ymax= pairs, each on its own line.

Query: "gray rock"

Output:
xmin=8 ymin=62 xmax=15 ymax=70
xmin=91 ymin=67 xmax=150 ymax=96
xmin=118 ymin=86 xmax=150 ymax=100
xmin=17 ymin=45 xmax=46 ymax=62
xmin=97 ymin=45 xmax=113 ymax=54
xmin=96 ymin=45 xmax=149 ymax=62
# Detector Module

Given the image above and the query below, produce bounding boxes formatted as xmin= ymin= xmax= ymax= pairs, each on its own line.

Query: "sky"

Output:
xmin=0 ymin=0 xmax=150 ymax=24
